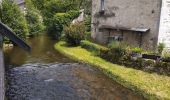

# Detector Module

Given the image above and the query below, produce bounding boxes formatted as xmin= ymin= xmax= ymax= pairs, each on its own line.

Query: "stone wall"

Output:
xmin=92 ymin=0 xmax=162 ymax=50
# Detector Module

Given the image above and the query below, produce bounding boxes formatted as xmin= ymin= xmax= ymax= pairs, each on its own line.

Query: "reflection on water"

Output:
xmin=5 ymin=34 xmax=145 ymax=100
xmin=4 ymin=34 xmax=73 ymax=67
xmin=6 ymin=63 xmax=145 ymax=100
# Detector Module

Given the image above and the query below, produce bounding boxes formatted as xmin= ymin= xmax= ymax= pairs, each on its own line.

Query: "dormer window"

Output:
xmin=100 ymin=0 xmax=105 ymax=14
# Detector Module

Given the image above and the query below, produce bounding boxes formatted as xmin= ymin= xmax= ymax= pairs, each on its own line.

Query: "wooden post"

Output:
xmin=0 ymin=34 xmax=4 ymax=100
xmin=139 ymin=32 xmax=143 ymax=47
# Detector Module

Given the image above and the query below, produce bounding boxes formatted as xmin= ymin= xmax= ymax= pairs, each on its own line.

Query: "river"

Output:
xmin=4 ymin=34 xmax=145 ymax=100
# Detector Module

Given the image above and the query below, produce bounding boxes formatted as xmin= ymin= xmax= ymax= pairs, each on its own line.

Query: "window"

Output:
xmin=100 ymin=0 xmax=105 ymax=14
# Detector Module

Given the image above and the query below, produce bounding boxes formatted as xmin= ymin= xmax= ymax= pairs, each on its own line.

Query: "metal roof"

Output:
xmin=99 ymin=25 xmax=150 ymax=33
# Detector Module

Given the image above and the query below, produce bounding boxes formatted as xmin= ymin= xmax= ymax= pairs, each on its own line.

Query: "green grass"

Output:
xmin=55 ymin=41 xmax=170 ymax=100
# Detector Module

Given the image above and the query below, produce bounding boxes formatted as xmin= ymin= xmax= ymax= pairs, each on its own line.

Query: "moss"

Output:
xmin=55 ymin=41 xmax=170 ymax=100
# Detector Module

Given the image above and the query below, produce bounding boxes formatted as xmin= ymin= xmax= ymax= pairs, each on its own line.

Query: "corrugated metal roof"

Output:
xmin=99 ymin=25 xmax=150 ymax=33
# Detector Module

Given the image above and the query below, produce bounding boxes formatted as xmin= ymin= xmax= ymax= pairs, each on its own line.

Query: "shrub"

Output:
xmin=108 ymin=41 xmax=120 ymax=49
xmin=25 ymin=0 xmax=44 ymax=36
xmin=84 ymin=16 xmax=91 ymax=32
xmin=46 ymin=10 xmax=80 ymax=40
xmin=31 ymin=0 xmax=47 ymax=11
xmin=0 ymin=0 xmax=29 ymax=40
xmin=107 ymin=48 xmax=126 ymax=63
xmin=42 ymin=0 xmax=79 ymax=19
xmin=158 ymin=43 xmax=165 ymax=55
xmin=85 ymin=32 xmax=91 ymax=40
xmin=101 ymin=41 xmax=127 ymax=63
xmin=162 ymin=49 xmax=170 ymax=62
xmin=79 ymin=40 xmax=170 ymax=76
xmin=64 ymin=23 xmax=85 ymax=46
xmin=131 ymin=47 xmax=143 ymax=54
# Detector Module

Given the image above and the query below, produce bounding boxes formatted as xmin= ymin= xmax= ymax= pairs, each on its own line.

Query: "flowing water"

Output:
xmin=4 ymin=34 xmax=145 ymax=100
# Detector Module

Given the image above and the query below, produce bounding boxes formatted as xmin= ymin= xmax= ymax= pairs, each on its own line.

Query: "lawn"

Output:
xmin=55 ymin=41 xmax=170 ymax=100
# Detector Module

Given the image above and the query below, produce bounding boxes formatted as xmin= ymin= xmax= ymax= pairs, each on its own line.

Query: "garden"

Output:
xmin=1 ymin=0 xmax=170 ymax=99
xmin=54 ymin=12 xmax=170 ymax=100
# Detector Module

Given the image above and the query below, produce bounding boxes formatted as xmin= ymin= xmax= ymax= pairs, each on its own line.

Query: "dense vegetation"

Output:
xmin=55 ymin=41 xmax=170 ymax=100
xmin=0 ymin=0 xmax=92 ymax=42
xmin=25 ymin=0 xmax=44 ymax=36
xmin=0 ymin=0 xmax=29 ymax=41
xmin=0 ymin=0 xmax=45 ymax=42
xmin=64 ymin=23 xmax=85 ymax=45
xmin=31 ymin=0 xmax=92 ymax=39
xmin=45 ymin=10 xmax=80 ymax=39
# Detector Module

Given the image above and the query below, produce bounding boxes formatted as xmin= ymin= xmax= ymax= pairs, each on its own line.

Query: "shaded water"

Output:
xmin=5 ymin=34 xmax=145 ymax=100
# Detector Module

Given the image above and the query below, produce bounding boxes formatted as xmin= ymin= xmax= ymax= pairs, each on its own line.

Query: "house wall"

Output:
xmin=92 ymin=0 xmax=162 ymax=50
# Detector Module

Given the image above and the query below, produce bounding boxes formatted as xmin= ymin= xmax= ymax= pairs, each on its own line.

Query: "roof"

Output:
xmin=99 ymin=25 xmax=150 ymax=33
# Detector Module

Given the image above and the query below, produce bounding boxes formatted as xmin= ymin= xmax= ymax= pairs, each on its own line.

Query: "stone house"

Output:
xmin=91 ymin=0 xmax=165 ymax=50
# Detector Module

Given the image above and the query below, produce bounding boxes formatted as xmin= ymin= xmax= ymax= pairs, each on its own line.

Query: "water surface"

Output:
xmin=5 ymin=34 xmax=145 ymax=100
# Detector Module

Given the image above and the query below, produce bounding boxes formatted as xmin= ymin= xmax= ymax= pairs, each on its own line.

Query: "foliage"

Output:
xmin=31 ymin=0 xmax=48 ymax=11
xmin=0 ymin=0 xmax=29 ymax=39
xmin=75 ymin=0 xmax=92 ymax=15
xmin=42 ymin=0 xmax=79 ymax=19
xmin=31 ymin=0 xmax=92 ymax=40
xmin=158 ymin=43 xmax=165 ymax=55
xmin=46 ymin=10 xmax=80 ymax=39
xmin=108 ymin=41 xmax=120 ymax=49
xmin=55 ymin=41 xmax=170 ymax=100
xmin=162 ymin=49 xmax=170 ymax=59
xmin=84 ymin=16 xmax=91 ymax=32
xmin=25 ymin=0 xmax=44 ymax=36
xmin=84 ymin=32 xmax=91 ymax=40
xmin=80 ymin=40 xmax=108 ymax=55
xmin=101 ymin=47 xmax=126 ymax=64
xmin=131 ymin=47 xmax=143 ymax=54
xmin=64 ymin=23 xmax=85 ymax=45
xmin=106 ymin=41 xmax=129 ymax=63
xmin=78 ymin=41 xmax=170 ymax=76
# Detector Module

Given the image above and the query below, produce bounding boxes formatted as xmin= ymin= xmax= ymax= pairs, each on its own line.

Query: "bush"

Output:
xmin=64 ymin=23 xmax=85 ymax=46
xmin=101 ymin=41 xmax=127 ymax=63
xmin=42 ymin=0 xmax=79 ymax=19
xmin=131 ymin=47 xmax=143 ymax=54
xmin=84 ymin=16 xmax=91 ymax=32
xmin=46 ymin=10 xmax=80 ymax=40
xmin=108 ymin=41 xmax=120 ymax=49
xmin=0 ymin=0 xmax=29 ymax=40
xmin=158 ymin=43 xmax=165 ymax=55
xmin=25 ymin=0 xmax=44 ymax=36
xmin=79 ymin=40 xmax=170 ymax=76
xmin=104 ymin=48 xmax=126 ymax=63
xmin=85 ymin=32 xmax=91 ymax=40
xmin=131 ymin=47 xmax=143 ymax=57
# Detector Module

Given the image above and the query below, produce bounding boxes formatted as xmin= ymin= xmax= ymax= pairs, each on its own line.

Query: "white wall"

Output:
xmin=92 ymin=0 xmax=162 ymax=50
xmin=158 ymin=0 xmax=170 ymax=49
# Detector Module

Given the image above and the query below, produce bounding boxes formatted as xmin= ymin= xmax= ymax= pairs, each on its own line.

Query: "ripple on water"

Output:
xmin=6 ymin=63 xmax=145 ymax=100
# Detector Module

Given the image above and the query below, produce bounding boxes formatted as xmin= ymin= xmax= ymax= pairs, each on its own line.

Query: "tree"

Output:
xmin=31 ymin=0 xmax=48 ymax=11
xmin=31 ymin=0 xmax=92 ymax=39
xmin=46 ymin=10 xmax=80 ymax=39
xmin=0 ymin=0 xmax=29 ymax=39
xmin=25 ymin=0 xmax=44 ymax=36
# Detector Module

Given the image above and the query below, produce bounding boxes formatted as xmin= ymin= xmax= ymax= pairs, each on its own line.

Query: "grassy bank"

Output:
xmin=55 ymin=41 xmax=170 ymax=100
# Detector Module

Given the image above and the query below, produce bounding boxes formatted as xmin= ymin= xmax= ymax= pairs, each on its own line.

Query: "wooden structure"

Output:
xmin=0 ymin=21 xmax=31 ymax=100
xmin=99 ymin=25 xmax=150 ymax=47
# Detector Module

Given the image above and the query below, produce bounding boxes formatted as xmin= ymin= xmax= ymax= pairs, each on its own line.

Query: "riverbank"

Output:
xmin=55 ymin=41 xmax=170 ymax=100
